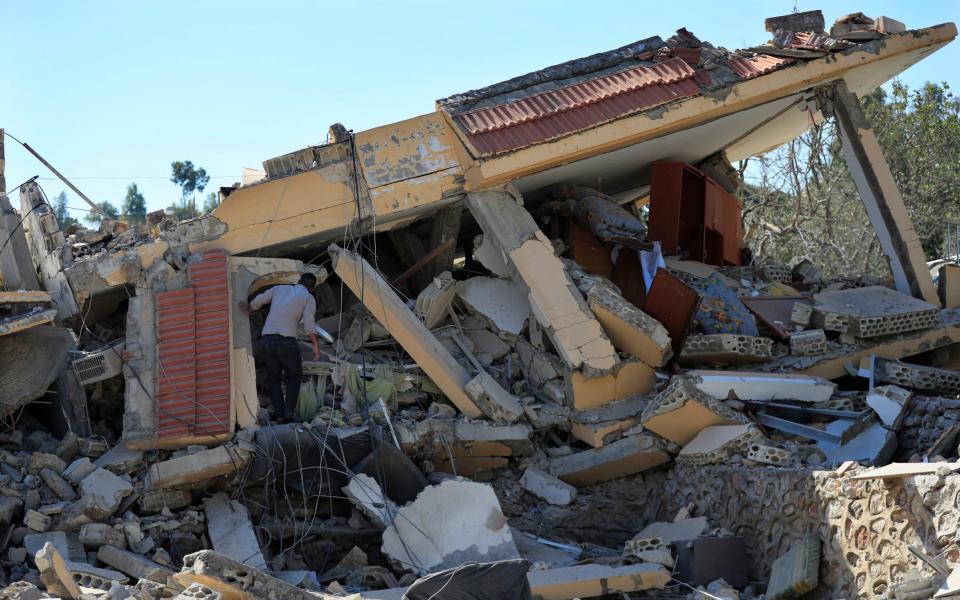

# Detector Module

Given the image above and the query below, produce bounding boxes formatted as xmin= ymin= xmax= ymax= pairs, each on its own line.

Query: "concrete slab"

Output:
xmin=548 ymin=434 xmax=670 ymax=487
xmin=456 ymin=276 xmax=529 ymax=335
xmin=203 ymin=492 xmax=267 ymax=571
xmin=689 ymin=371 xmax=835 ymax=403
xmin=0 ymin=325 xmax=75 ymax=418
xmin=641 ymin=377 xmax=744 ymax=446
xmin=678 ymin=425 xmax=754 ymax=465
xmin=381 ymin=478 xmax=519 ymax=574
xmin=866 ymin=385 xmax=912 ymax=430
xmin=343 ymin=473 xmax=398 ymax=529
xmin=819 ymin=420 xmax=897 ymax=466
xmin=145 ymin=445 xmax=251 ymax=490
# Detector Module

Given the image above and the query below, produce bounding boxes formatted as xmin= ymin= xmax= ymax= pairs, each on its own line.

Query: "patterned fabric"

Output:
xmin=690 ymin=273 xmax=759 ymax=336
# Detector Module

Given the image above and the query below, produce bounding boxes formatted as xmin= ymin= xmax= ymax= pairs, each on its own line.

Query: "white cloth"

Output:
xmin=250 ymin=284 xmax=317 ymax=339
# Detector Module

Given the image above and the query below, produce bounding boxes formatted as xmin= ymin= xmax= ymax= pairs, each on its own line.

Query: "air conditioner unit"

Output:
xmin=72 ymin=339 xmax=126 ymax=385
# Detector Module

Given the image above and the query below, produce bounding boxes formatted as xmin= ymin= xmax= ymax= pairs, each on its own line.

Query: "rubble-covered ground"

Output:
xmin=2 ymin=8 xmax=960 ymax=600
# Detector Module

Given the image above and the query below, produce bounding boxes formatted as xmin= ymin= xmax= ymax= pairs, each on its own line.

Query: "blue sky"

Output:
xmin=5 ymin=2 xmax=958 ymax=220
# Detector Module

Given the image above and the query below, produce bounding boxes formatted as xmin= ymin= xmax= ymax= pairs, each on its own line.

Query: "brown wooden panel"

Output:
xmin=643 ymin=270 xmax=702 ymax=354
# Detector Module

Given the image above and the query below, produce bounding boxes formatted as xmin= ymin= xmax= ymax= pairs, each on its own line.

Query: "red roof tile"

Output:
xmin=727 ymin=54 xmax=794 ymax=79
xmin=457 ymin=58 xmax=695 ymax=136
xmin=442 ymin=28 xmax=803 ymax=156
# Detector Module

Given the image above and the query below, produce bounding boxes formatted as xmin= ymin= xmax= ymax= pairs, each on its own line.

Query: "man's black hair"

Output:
xmin=299 ymin=273 xmax=318 ymax=289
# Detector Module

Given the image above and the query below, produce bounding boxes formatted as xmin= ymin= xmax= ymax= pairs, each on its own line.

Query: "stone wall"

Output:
xmin=500 ymin=464 xmax=960 ymax=599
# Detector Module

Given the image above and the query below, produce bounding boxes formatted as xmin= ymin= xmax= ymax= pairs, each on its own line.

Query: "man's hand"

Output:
xmin=312 ymin=346 xmax=322 ymax=362
xmin=309 ymin=332 xmax=321 ymax=362
xmin=238 ymin=301 xmax=251 ymax=316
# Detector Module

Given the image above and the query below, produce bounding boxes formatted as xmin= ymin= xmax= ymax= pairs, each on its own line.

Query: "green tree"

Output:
xmin=83 ymin=201 xmax=120 ymax=225
xmin=741 ymin=81 xmax=960 ymax=277
xmin=169 ymin=160 xmax=210 ymax=220
xmin=202 ymin=191 xmax=220 ymax=214
xmin=121 ymin=183 xmax=147 ymax=225
xmin=50 ymin=191 xmax=78 ymax=229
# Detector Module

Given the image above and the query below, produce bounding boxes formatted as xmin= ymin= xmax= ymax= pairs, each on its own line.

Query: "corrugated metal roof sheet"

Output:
xmin=443 ymin=28 xmax=803 ymax=156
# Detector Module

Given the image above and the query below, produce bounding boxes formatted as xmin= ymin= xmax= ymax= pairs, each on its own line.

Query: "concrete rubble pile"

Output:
xmin=0 ymin=7 xmax=959 ymax=600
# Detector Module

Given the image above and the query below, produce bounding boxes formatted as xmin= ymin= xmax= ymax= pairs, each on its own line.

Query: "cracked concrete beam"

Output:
xmin=329 ymin=244 xmax=484 ymax=419
xmin=465 ymin=188 xmax=617 ymax=372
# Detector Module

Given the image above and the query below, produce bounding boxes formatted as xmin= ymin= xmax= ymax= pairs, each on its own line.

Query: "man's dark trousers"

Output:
xmin=261 ymin=334 xmax=302 ymax=420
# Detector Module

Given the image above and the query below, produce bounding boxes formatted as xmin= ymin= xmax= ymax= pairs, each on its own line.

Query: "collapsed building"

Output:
xmin=0 ymin=9 xmax=959 ymax=600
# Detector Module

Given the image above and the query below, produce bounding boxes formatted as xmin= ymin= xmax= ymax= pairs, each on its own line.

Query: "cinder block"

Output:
xmin=746 ymin=443 xmax=793 ymax=466
xmin=789 ymin=329 xmax=827 ymax=356
xmin=678 ymin=334 xmax=773 ymax=366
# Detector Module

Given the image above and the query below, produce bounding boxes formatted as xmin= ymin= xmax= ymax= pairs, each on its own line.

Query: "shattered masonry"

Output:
xmin=0 ymin=8 xmax=956 ymax=600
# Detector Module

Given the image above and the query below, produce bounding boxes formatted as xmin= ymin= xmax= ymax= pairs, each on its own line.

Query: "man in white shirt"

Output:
xmin=239 ymin=273 xmax=321 ymax=423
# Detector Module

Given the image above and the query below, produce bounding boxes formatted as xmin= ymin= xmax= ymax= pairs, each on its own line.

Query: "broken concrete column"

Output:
xmin=548 ymin=434 xmax=670 ymax=487
xmin=39 ymin=468 xmax=76 ymax=501
xmin=381 ymin=478 xmax=519 ymax=574
xmin=18 ymin=182 xmax=79 ymax=321
xmin=145 ymin=445 xmax=251 ymax=490
xmin=463 ymin=372 xmax=524 ymax=424
xmin=330 ymin=244 xmax=488 ymax=419
xmin=465 ymin=188 xmax=618 ymax=372
xmin=0 ymin=195 xmax=41 ymax=292
xmin=641 ymin=377 xmax=746 ymax=445
xmin=822 ymin=81 xmax=939 ymax=305
xmin=203 ymin=492 xmax=267 ymax=571
xmin=97 ymin=544 xmax=174 ymax=583
xmin=520 ymin=468 xmax=577 ymax=505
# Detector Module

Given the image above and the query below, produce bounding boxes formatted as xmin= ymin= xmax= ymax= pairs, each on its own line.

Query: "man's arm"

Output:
xmin=302 ymin=295 xmax=320 ymax=361
xmin=239 ymin=287 xmax=275 ymax=316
